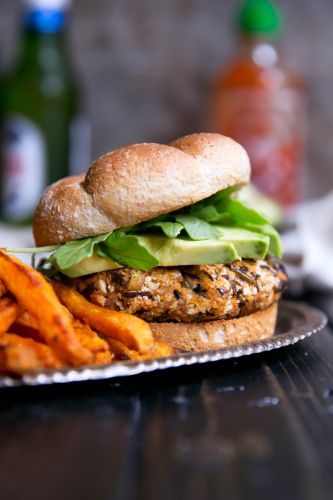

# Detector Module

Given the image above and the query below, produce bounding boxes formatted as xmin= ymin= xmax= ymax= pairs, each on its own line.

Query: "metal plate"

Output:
xmin=0 ymin=301 xmax=327 ymax=388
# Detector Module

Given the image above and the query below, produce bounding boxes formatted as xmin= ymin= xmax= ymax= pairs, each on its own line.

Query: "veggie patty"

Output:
xmin=72 ymin=259 xmax=287 ymax=323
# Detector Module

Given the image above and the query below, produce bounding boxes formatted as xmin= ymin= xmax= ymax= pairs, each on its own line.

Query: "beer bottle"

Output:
xmin=0 ymin=0 xmax=89 ymax=224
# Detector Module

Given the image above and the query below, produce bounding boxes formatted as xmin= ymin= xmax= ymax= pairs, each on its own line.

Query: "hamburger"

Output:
xmin=33 ymin=133 xmax=287 ymax=353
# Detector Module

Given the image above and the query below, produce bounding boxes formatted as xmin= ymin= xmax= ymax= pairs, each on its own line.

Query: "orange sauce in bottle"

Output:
xmin=208 ymin=2 xmax=305 ymax=208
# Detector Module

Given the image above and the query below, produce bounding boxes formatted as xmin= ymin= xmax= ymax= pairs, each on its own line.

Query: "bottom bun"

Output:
xmin=150 ymin=303 xmax=278 ymax=352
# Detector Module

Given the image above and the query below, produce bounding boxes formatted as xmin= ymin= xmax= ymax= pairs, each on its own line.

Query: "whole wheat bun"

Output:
xmin=151 ymin=304 xmax=278 ymax=352
xmin=33 ymin=133 xmax=250 ymax=246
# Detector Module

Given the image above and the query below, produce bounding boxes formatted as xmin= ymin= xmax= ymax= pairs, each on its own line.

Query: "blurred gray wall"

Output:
xmin=0 ymin=0 xmax=332 ymax=198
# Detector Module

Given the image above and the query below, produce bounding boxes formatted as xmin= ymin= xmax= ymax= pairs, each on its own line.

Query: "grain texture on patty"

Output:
xmin=72 ymin=259 xmax=287 ymax=323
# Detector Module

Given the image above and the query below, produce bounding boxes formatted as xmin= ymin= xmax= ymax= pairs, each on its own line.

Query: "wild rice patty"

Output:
xmin=72 ymin=259 xmax=287 ymax=323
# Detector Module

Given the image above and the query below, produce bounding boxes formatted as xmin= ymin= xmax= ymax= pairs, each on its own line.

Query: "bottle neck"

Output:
xmin=238 ymin=32 xmax=279 ymax=49
xmin=24 ymin=7 xmax=68 ymax=34
xmin=237 ymin=33 xmax=280 ymax=67
xmin=17 ymin=29 xmax=67 ymax=71
xmin=15 ymin=11 xmax=69 ymax=73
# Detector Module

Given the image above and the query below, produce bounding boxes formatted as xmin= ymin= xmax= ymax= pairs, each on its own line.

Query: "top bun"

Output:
xmin=33 ymin=133 xmax=250 ymax=246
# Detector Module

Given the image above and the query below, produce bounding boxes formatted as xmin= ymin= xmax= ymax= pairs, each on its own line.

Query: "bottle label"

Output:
xmin=210 ymin=88 xmax=306 ymax=207
xmin=1 ymin=115 xmax=46 ymax=222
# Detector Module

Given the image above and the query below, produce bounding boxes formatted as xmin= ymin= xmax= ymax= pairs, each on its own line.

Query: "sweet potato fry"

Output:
xmin=71 ymin=319 xmax=109 ymax=353
xmin=16 ymin=310 xmax=38 ymax=331
xmin=71 ymin=319 xmax=113 ymax=364
xmin=106 ymin=338 xmax=141 ymax=361
xmin=11 ymin=311 xmax=43 ymax=343
xmin=52 ymin=281 xmax=155 ymax=354
xmin=0 ymin=280 xmax=6 ymax=299
xmin=151 ymin=342 xmax=173 ymax=358
xmin=16 ymin=311 xmax=113 ymax=364
xmin=0 ymin=250 xmax=92 ymax=365
xmin=94 ymin=350 xmax=114 ymax=365
xmin=0 ymin=333 xmax=64 ymax=374
xmin=0 ymin=343 xmax=42 ymax=375
xmin=10 ymin=322 xmax=41 ymax=343
xmin=106 ymin=337 xmax=172 ymax=361
xmin=0 ymin=295 xmax=22 ymax=335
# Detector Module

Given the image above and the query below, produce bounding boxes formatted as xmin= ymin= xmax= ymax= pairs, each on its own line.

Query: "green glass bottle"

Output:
xmin=0 ymin=0 xmax=89 ymax=225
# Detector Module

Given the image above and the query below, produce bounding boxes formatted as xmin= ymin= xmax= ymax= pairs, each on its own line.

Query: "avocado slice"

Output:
xmin=238 ymin=223 xmax=283 ymax=258
xmin=138 ymin=235 xmax=240 ymax=267
xmin=57 ymin=254 xmax=122 ymax=278
xmin=61 ymin=227 xmax=271 ymax=277
xmin=214 ymin=226 xmax=270 ymax=260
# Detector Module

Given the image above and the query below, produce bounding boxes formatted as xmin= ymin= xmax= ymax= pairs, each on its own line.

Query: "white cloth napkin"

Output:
xmin=282 ymin=191 xmax=333 ymax=294
xmin=0 ymin=224 xmax=34 ymax=265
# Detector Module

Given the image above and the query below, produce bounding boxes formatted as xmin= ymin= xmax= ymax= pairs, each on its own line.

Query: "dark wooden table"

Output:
xmin=0 ymin=295 xmax=332 ymax=500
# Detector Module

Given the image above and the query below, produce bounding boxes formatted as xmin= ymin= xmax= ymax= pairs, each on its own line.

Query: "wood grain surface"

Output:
xmin=0 ymin=297 xmax=332 ymax=500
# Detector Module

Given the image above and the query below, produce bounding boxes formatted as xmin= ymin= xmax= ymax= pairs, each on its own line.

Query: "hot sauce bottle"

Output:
xmin=208 ymin=0 xmax=305 ymax=209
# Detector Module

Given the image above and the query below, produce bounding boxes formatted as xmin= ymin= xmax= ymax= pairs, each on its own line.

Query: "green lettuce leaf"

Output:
xmin=188 ymin=185 xmax=240 ymax=213
xmin=175 ymin=215 xmax=220 ymax=240
xmin=94 ymin=244 xmax=111 ymax=260
xmin=104 ymin=232 xmax=159 ymax=270
xmin=189 ymin=204 xmax=220 ymax=223
xmin=215 ymin=198 xmax=269 ymax=225
xmin=51 ymin=233 xmax=111 ymax=270
xmin=146 ymin=221 xmax=184 ymax=238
